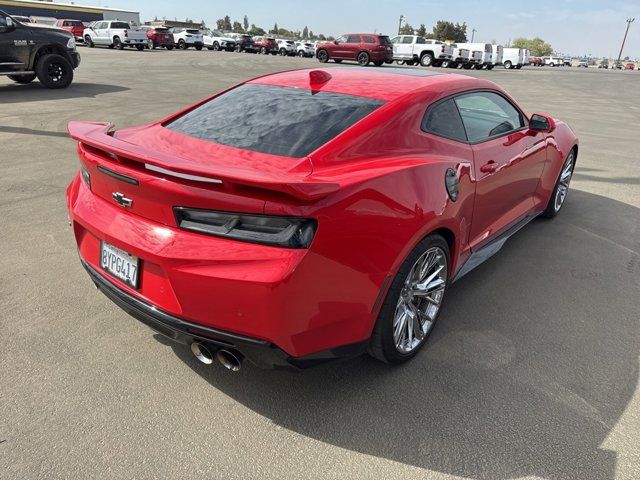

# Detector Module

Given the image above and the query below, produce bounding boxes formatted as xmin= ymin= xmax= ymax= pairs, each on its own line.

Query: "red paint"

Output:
xmin=66 ymin=68 xmax=578 ymax=359
xmin=316 ymin=34 xmax=394 ymax=65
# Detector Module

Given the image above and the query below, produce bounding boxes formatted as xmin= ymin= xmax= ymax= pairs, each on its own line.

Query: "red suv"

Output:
xmin=54 ymin=19 xmax=84 ymax=41
xmin=253 ymin=36 xmax=278 ymax=54
xmin=140 ymin=26 xmax=174 ymax=50
xmin=316 ymin=34 xmax=393 ymax=66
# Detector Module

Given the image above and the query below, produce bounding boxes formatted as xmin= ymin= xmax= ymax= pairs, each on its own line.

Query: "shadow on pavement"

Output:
xmin=0 ymin=82 xmax=129 ymax=103
xmin=163 ymin=189 xmax=639 ymax=480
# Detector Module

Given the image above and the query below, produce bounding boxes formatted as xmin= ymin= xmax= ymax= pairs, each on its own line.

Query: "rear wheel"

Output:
xmin=213 ymin=42 xmax=220 ymax=51
xmin=396 ymin=60 xmax=405 ymax=65
xmin=373 ymin=60 xmax=383 ymax=66
xmin=441 ymin=60 xmax=450 ymax=68
xmin=136 ymin=44 xmax=145 ymax=51
xmin=260 ymin=46 xmax=267 ymax=54
xmin=463 ymin=63 xmax=472 ymax=69
xmin=333 ymin=59 xmax=342 ymax=63
xmin=420 ymin=52 xmax=434 ymax=67
xmin=297 ymin=50 xmax=305 ymax=57
xmin=279 ymin=48 xmax=287 ymax=56
xmin=542 ymin=150 xmax=575 ymax=218
xmin=369 ymin=234 xmax=450 ymax=364
xmin=147 ymin=40 xmax=154 ymax=49
xmin=357 ymin=51 xmax=370 ymax=66
xmin=178 ymin=39 xmax=187 ymax=50
xmin=474 ymin=64 xmax=483 ymax=69
xmin=516 ymin=64 xmax=522 ymax=69
xmin=316 ymin=49 xmax=329 ymax=62
xmin=486 ymin=64 xmax=494 ymax=70
xmin=113 ymin=36 xmax=123 ymax=50
xmin=166 ymin=45 xmax=174 ymax=51
xmin=195 ymin=45 xmax=203 ymax=51
xmin=7 ymin=73 xmax=36 ymax=84
xmin=85 ymin=35 xmax=94 ymax=48
xmin=504 ymin=60 xmax=512 ymax=69
xmin=35 ymin=53 xmax=73 ymax=89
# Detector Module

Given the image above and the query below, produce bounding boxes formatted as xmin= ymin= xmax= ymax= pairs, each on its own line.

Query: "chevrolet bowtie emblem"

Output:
xmin=112 ymin=192 xmax=133 ymax=207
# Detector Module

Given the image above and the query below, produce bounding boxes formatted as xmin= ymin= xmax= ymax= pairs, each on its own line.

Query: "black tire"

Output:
xmin=316 ymin=49 xmax=329 ymax=63
xmin=260 ymin=46 xmax=267 ymax=54
xmin=7 ymin=73 xmax=36 ymax=84
xmin=166 ymin=45 xmax=174 ymax=51
xmin=297 ymin=50 xmax=305 ymax=57
xmin=486 ymin=64 xmax=494 ymax=70
xmin=333 ymin=59 xmax=342 ymax=63
xmin=195 ymin=45 xmax=203 ymax=51
xmin=373 ymin=60 xmax=383 ymax=66
xmin=213 ymin=42 xmax=220 ymax=51
xmin=85 ymin=35 xmax=94 ymax=48
xmin=136 ymin=44 xmax=145 ymax=51
xmin=433 ymin=60 xmax=442 ymax=67
xmin=420 ymin=52 xmax=434 ymax=67
xmin=516 ymin=64 xmax=522 ymax=69
xmin=35 ymin=53 xmax=73 ymax=89
xmin=178 ymin=39 xmax=187 ymax=50
xmin=113 ymin=36 xmax=123 ymax=50
xmin=384 ymin=59 xmax=393 ymax=64
xmin=462 ymin=63 xmax=472 ymax=69
xmin=441 ymin=60 xmax=450 ymax=68
xmin=542 ymin=150 xmax=576 ymax=218
xmin=369 ymin=234 xmax=450 ymax=364
xmin=396 ymin=60 xmax=405 ymax=65
xmin=357 ymin=51 xmax=370 ymax=66
xmin=504 ymin=60 xmax=512 ymax=69
xmin=279 ymin=48 xmax=287 ymax=56
xmin=474 ymin=64 xmax=483 ymax=70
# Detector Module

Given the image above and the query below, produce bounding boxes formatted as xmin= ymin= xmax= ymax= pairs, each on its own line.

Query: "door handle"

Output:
xmin=480 ymin=160 xmax=497 ymax=173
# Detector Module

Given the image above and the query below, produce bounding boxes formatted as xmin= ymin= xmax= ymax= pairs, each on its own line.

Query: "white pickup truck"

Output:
xmin=390 ymin=35 xmax=453 ymax=67
xmin=456 ymin=42 xmax=494 ymax=69
xmin=83 ymin=20 xmax=147 ymax=50
xmin=443 ymin=45 xmax=470 ymax=68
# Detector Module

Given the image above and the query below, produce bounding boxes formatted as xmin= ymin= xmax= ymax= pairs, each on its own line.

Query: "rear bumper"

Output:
xmin=66 ymin=175 xmax=379 ymax=363
xmin=370 ymin=51 xmax=394 ymax=62
xmin=82 ymin=258 xmax=366 ymax=369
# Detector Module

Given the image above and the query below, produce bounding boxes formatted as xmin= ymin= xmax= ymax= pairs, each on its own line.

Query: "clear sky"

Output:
xmin=93 ymin=0 xmax=638 ymax=58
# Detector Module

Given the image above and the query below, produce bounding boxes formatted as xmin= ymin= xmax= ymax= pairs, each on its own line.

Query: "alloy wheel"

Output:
xmin=554 ymin=153 xmax=574 ymax=211
xmin=393 ymin=247 xmax=447 ymax=353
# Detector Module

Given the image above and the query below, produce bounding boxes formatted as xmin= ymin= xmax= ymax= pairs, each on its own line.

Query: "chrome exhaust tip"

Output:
xmin=216 ymin=349 xmax=243 ymax=372
xmin=190 ymin=342 xmax=215 ymax=365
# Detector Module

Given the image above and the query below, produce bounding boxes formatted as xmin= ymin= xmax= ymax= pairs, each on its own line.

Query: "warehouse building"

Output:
xmin=0 ymin=0 xmax=140 ymax=24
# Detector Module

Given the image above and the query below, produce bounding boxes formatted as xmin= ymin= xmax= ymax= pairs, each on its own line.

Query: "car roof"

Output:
xmin=249 ymin=67 xmax=494 ymax=102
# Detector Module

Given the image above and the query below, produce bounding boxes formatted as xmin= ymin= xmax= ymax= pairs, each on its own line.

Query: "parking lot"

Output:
xmin=1 ymin=48 xmax=639 ymax=480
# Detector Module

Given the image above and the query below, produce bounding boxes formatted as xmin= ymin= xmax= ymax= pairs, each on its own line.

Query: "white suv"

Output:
xmin=203 ymin=30 xmax=236 ymax=51
xmin=295 ymin=42 xmax=315 ymax=57
xmin=276 ymin=39 xmax=296 ymax=56
xmin=170 ymin=28 xmax=204 ymax=50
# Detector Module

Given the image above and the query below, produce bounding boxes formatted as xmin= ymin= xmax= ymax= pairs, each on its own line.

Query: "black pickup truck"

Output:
xmin=0 ymin=9 xmax=81 ymax=88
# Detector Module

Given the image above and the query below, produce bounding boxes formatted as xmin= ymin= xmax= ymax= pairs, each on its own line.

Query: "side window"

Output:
xmin=347 ymin=35 xmax=360 ymax=43
xmin=363 ymin=36 xmax=375 ymax=44
xmin=455 ymin=91 xmax=524 ymax=142
xmin=421 ymin=98 xmax=467 ymax=142
xmin=335 ymin=35 xmax=346 ymax=43
xmin=391 ymin=36 xmax=400 ymax=44
xmin=0 ymin=14 xmax=8 ymax=28
xmin=401 ymin=36 xmax=413 ymax=44
xmin=416 ymin=37 xmax=426 ymax=44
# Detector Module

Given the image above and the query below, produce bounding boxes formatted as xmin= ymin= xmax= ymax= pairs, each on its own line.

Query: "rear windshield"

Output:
xmin=166 ymin=84 xmax=384 ymax=158
xmin=64 ymin=21 xmax=83 ymax=26
xmin=111 ymin=22 xmax=130 ymax=29
xmin=186 ymin=29 xmax=200 ymax=34
xmin=155 ymin=27 xmax=169 ymax=32
xmin=379 ymin=36 xmax=392 ymax=46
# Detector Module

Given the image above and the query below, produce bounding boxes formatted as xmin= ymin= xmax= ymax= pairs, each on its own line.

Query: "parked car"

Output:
xmin=0 ymin=9 xmax=80 ymax=88
xmin=456 ymin=43 xmax=493 ymax=69
xmin=316 ymin=33 xmax=393 ymax=66
xmin=253 ymin=36 xmax=277 ymax=54
xmin=390 ymin=35 xmax=453 ymax=67
xmin=10 ymin=15 xmax=30 ymax=23
xmin=203 ymin=30 xmax=236 ymax=51
xmin=563 ymin=57 xmax=572 ymax=66
xmin=577 ymin=58 xmax=589 ymax=68
xmin=140 ymin=26 xmax=174 ymax=50
xmin=54 ymin=19 xmax=84 ymax=41
xmin=543 ymin=56 xmax=563 ymax=67
xmin=66 ymin=67 xmax=578 ymax=371
xmin=443 ymin=44 xmax=470 ymax=68
xmin=84 ymin=21 xmax=147 ymax=50
xmin=170 ymin=28 xmax=204 ymax=50
xmin=624 ymin=63 xmax=635 ymax=70
xmin=235 ymin=34 xmax=255 ymax=53
xmin=598 ymin=59 xmax=609 ymax=69
xmin=295 ymin=41 xmax=315 ymax=57
xmin=528 ymin=56 xmax=544 ymax=66
xmin=28 ymin=16 xmax=57 ymax=26
xmin=276 ymin=39 xmax=296 ymax=56
xmin=503 ymin=48 xmax=524 ymax=69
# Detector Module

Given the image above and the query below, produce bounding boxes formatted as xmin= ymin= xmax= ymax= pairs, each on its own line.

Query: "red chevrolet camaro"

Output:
xmin=66 ymin=67 xmax=578 ymax=371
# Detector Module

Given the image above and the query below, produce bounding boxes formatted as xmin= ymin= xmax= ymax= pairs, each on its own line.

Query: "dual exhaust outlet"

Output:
xmin=190 ymin=342 xmax=243 ymax=372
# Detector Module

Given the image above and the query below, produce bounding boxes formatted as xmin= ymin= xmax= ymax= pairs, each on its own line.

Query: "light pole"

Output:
xmin=616 ymin=18 xmax=635 ymax=67
xmin=398 ymin=15 xmax=405 ymax=35
xmin=471 ymin=28 xmax=476 ymax=42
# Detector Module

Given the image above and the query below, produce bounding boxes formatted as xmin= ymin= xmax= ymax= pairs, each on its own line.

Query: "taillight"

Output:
xmin=174 ymin=208 xmax=317 ymax=248
xmin=441 ymin=45 xmax=445 ymax=52
xmin=124 ymin=30 xmax=128 ymax=37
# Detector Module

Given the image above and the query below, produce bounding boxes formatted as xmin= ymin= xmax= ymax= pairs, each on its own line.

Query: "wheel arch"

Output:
xmin=31 ymin=43 xmax=72 ymax=68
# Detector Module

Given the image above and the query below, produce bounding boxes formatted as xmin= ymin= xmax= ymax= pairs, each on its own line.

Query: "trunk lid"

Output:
xmin=69 ymin=122 xmax=336 ymax=227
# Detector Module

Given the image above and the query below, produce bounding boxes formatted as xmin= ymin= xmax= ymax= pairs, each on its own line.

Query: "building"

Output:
xmin=0 ymin=0 xmax=140 ymax=24
xmin=146 ymin=19 xmax=204 ymax=29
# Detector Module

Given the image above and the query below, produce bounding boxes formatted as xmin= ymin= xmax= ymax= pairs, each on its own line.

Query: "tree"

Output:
xmin=399 ymin=23 xmax=414 ymax=35
xmin=511 ymin=37 xmax=553 ymax=57
xmin=216 ymin=18 xmax=225 ymax=30
xmin=232 ymin=21 xmax=243 ymax=33
xmin=243 ymin=15 xmax=249 ymax=31
xmin=223 ymin=15 xmax=232 ymax=31
xmin=248 ymin=24 xmax=265 ymax=36
xmin=270 ymin=22 xmax=278 ymax=34
xmin=416 ymin=23 xmax=427 ymax=37
xmin=302 ymin=25 xmax=309 ymax=39
xmin=431 ymin=20 xmax=467 ymax=42
xmin=308 ymin=30 xmax=314 ymax=39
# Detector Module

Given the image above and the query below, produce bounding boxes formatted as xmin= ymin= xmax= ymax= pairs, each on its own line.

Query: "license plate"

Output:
xmin=100 ymin=241 xmax=140 ymax=288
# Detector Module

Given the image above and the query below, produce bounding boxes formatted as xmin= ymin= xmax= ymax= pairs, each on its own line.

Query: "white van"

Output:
xmin=488 ymin=44 xmax=503 ymax=68
xmin=456 ymin=42 xmax=493 ymax=68
xmin=502 ymin=47 xmax=524 ymax=69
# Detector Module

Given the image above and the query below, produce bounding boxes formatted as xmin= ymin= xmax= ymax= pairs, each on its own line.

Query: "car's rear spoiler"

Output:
xmin=68 ymin=121 xmax=339 ymax=201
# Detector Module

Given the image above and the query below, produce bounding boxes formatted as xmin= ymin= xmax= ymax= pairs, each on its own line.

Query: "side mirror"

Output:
xmin=529 ymin=113 xmax=555 ymax=133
